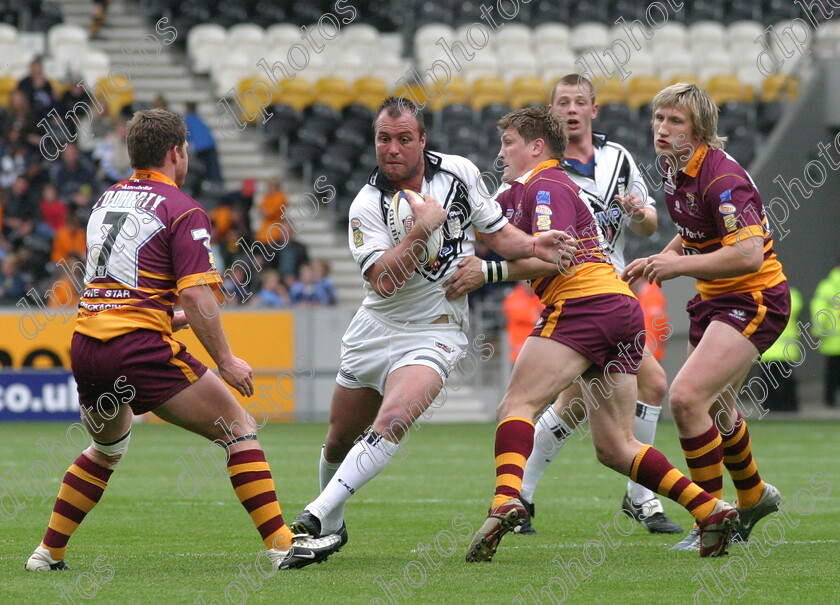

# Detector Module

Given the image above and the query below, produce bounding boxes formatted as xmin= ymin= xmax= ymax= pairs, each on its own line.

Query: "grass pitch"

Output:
xmin=2 ymin=420 xmax=838 ymax=604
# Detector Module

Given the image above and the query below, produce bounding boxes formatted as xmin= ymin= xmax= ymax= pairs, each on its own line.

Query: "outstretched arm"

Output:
xmin=444 ymin=255 xmax=558 ymax=299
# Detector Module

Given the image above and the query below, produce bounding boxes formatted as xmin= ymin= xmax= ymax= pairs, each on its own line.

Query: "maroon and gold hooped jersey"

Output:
xmin=75 ymin=170 xmax=223 ymax=341
xmin=663 ymin=146 xmax=786 ymax=298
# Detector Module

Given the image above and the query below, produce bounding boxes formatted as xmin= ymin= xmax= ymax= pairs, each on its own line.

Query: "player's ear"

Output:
xmin=591 ymin=102 xmax=599 ymax=119
xmin=419 ymin=131 xmax=426 ymax=150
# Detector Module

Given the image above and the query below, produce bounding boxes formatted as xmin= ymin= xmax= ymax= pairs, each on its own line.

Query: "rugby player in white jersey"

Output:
xmin=290 ymin=97 xmax=575 ymax=548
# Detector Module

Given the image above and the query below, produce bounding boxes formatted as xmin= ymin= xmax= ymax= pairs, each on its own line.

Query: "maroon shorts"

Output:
xmin=531 ymin=293 xmax=645 ymax=375
xmin=71 ymin=330 xmax=207 ymax=415
xmin=687 ymin=281 xmax=791 ymax=354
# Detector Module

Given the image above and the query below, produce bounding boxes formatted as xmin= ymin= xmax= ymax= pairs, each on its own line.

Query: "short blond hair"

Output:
xmin=651 ymin=83 xmax=725 ymax=150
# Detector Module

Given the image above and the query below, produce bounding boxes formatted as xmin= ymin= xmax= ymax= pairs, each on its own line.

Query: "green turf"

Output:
xmin=2 ymin=420 xmax=838 ymax=604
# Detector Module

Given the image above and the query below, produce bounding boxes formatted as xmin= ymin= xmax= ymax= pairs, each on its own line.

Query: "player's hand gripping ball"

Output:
xmin=386 ymin=189 xmax=443 ymax=266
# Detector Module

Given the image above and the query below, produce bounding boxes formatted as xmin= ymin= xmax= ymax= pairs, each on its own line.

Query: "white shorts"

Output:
xmin=336 ymin=307 xmax=468 ymax=394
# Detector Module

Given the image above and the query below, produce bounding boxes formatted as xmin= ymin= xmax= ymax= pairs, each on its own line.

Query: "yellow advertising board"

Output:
xmin=0 ymin=310 xmax=295 ymax=421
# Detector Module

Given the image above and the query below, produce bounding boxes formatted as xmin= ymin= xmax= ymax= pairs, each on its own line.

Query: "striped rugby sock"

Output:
xmin=227 ymin=448 xmax=293 ymax=550
xmin=492 ymin=417 xmax=534 ymax=509
xmin=41 ymin=453 xmax=114 ymax=561
xmin=722 ymin=413 xmax=765 ymax=509
xmin=630 ymin=445 xmax=717 ymax=521
xmin=680 ymin=423 xmax=724 ymax=499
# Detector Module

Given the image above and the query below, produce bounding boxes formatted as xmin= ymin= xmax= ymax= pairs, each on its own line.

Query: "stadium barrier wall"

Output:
xmin=0 ymin=309 xmax=301 ymax=422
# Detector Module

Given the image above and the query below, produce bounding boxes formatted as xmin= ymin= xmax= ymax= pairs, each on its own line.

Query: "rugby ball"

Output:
xmin=386 ymin=189 xmax=443 ymax=266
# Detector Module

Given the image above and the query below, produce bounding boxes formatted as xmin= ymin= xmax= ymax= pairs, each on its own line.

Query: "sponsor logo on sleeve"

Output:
xmin=191 ymin=227 xmax=216 ymax=267
xmin=536 ymin=191 xmax=551 ymax=204
xmin=719 ymin=202 xmax=738 ymax=232
xmin=535 ymin=200 xmax=552 ymax=231
xmin=720 ymin=189 xmax=732 ymax=202
xmin=723 ymin=215 xmax=738 ymax=231
xmin=351 ymin=217 xmax=364 ymax=247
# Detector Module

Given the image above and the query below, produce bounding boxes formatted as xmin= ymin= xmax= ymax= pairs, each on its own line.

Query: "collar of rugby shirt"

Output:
xmin=519 ymin=159 xmax=561 ymax=185
xmin=129 ymin=169 xmax=178 ymax=188
xmin=681 ymin=144 xmax=709 ymax=178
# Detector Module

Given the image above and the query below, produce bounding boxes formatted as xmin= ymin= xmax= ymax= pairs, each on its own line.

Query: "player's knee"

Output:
xmin=558 ymin=400 xmax=585 ymax=426
xmin=496 ymin=395 xmax=534 ymax=421
xmin=593 ymin=442 xmax=624 ymax=471
xmin=638 ymin=366 xmax=668 ymax=405
xmin=668 ymin=384 xmax=702 ymax=428
xmin=85 ymin=430 xmax=131 ymax=468
xmin=324 ymin=433 xmax=357 ymax=461
xmin=374 ymin=411 xmax=412 ymax=443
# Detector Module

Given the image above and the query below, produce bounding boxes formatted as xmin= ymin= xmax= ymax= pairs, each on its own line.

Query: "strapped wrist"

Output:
xmin=481 ymin=260 xmax=509 ymax=284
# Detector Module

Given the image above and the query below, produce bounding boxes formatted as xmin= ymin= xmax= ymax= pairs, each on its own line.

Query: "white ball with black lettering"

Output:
xmin=386 ymin=189 xmax=443 ymax=266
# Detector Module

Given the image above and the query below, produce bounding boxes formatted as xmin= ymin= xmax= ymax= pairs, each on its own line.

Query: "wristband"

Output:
xmin=481 ymin=260 xmax=509 ymax=284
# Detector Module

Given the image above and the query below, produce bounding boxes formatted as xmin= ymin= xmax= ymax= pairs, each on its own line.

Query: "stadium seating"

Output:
xmin=186 ymin=24 xmax=226 ymax=74
xmin=433 ymin=77 xmax=469 ymax=110
xmin=236 ymin=76 xmax=276 ymax=124
xmin=274 ymin=77 xmax=315 ymax=112
xmin=534 ymin=22 xmax=570 ymax=49
xmin=0 ymin=0 xmax=811 ymax=314
xmin=499 ymin=51 xmax=539 ymax=85
xmin=658 ymin=50 xmax=695 ymax=83
xmin=314 ymin=76 xmax=356 ymax=111
xmin=0 ymin=75 xmax=17 ymax=107
xmin=470 ymin=76 xmax=509 ymax=111
xmin=509 ymin=75 xmax=548 ymax=109
xmin=570 ymin=22 xmax=610 ymax=53
xmin=353 ymin=76 xmax=391 ymax=111
xmin=160 ymin=0 xmax=809 ymax=234
xmin=0 ymin=22 xmax=17 ymax=43
xmin=493 ymin=23 xmax=532 ymax=51
xmin=265 ymin=23 xmax=299 ymax=47
xmin=77 ymin=49 xmax=110 ymax=88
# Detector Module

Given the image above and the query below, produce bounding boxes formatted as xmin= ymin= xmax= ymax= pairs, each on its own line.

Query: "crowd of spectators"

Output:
xmin=0 ymin=58 xmax=336 ymax=308
xmin=210 ymin=177 xmax=337 ymax=308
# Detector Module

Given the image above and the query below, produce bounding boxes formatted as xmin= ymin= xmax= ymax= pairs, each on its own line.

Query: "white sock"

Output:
xmin=308 ymin=430 xmax=398 ymax=533
xmin=319 ymin=445 xmax=341 ymax=490
xmin=520 ymin=406 xmax=573 ymax=503
xmin=627 ymin=401 xmax=662 ymax=504
xmin=317 ymin=446 xmax=345 ymax=526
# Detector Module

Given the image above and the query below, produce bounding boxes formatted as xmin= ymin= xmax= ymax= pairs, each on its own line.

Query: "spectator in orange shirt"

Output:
xmin=51 ymin=208 xmax=86 ymax=265
xmin=256 ymin=178 xmax=288 ymax=244
xmin=502 ymin=281 xmax=543 ymax=363
xmin=47 ymin=252 xmax=84 ymax=309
